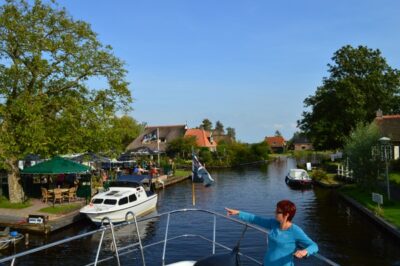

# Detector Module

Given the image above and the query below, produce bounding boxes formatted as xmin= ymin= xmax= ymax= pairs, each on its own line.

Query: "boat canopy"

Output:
xmin=117 ymin=175 xmax=151 ymax=184
xmin=288 ymin=169 xmax=309 ymax=180
xmin=108 ymin=180 xmax=141 ymax=188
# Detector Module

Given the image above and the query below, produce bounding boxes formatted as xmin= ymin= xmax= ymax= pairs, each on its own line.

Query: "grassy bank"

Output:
xmin=174 ymin=169 xmax=191 ymax=177
xmin=389 ymin=172 xmax=400 ymax=186
xmin=39 ymin=203 xmax=82 ymax=214
xmin=340 ymin=185 xmax=400 ymax=228
xmin=0 ymin=196 xmax=31 ymax=209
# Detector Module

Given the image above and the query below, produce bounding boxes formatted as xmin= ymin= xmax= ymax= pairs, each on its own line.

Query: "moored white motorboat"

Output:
xmin=80 ymin=179 xmax=157 ymax=224
xmin=285 ymin=168 xmax=313 ymax=187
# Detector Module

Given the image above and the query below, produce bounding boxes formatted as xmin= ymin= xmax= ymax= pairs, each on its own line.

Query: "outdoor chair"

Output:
xmin=53 ymin=188 xmax=63 ymax=204
xmin=41 ymin=187 xmax=53 ymax=203
xmin=63 ymin=187 xmax=76 ymax=202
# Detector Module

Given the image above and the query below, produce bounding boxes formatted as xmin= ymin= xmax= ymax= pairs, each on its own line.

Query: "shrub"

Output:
xmin=312 ymin=169 xmax=327 ymax=181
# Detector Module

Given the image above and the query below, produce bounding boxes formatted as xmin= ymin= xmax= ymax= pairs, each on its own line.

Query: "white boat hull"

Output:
xmin=81 ymin=194 xmax=157 ymax=224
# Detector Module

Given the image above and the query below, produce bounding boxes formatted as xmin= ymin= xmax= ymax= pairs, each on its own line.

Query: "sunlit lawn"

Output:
xmin=389 ymin=172 xmax=400 ymax=185
xmin=174 ymin=169 xmax=191 ymax=177
xmin=340 ymin=185 xmax=400 ymax=229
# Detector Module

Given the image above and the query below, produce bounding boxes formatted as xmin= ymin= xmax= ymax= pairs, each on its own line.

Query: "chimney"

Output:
xmin=376 ymin=109 xmax=383 ymax=118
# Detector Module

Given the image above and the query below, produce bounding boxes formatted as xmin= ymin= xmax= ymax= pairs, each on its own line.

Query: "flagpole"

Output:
xmin=157 ymin=127 xmax=160 ymax=166
xmin=192 ymin=146 xmax=195 ymax=206
xmin=192 ymin=181 xmax=196 ymax=206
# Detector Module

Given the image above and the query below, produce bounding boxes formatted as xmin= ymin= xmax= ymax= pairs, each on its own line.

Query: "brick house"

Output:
xmin=185 ymin=129 xmax=217 ymax=151
xmin=293 ymin=137 xmax=314 ymax=151
xmin=374 ymin=110 xmax=400 ymax=160
xmin=265 ymin=136 xmax=286 ymax=153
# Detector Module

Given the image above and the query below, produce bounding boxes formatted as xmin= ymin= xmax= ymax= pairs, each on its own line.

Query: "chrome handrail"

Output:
xmin=126 ymin=211 xmax=146 ymax=266
xmin=0 ymin=208 xmax=339 ymax=266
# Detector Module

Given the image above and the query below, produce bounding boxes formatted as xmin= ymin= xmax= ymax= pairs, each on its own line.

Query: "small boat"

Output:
xmin=0 ymin=228 xmax=24 ymax=250
xmin=80 ymin=176 xmax=158 ymax=224
xmin=285 ymin=169 xmax=313 ymax=187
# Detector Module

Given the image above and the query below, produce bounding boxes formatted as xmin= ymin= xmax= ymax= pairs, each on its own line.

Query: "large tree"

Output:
xmin=226 ymin=127 xmax=236 ymax=140
xmin=199 ymin=119 xmax=212 ymax=131
xmin=107 ymin=116 xmax=145 ymax=157
xmin=298 ymin=45 xmax=400 ymax=150
xmin=0 ymin=0 xmax=132 ymax=202
xmin=214 ymin=120 xmax=224 ymax=134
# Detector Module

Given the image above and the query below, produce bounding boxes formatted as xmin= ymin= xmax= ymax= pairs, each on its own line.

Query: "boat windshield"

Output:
xmin=289 ymin=170 xmax=309 ymax=179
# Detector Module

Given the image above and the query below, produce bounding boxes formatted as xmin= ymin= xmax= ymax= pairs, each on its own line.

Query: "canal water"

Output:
xmin=2 ymin=158 xmax=400 ymax=265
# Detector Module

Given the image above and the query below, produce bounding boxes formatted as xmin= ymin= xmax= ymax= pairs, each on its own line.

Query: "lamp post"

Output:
xmin=379 ymin=137 xmax=392 ymax=201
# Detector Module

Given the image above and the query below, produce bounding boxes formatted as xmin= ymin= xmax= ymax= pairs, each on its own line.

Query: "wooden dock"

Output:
xmin=0 ymin=211 xmax=85 ymax=234
xmin=0 ymin=201 xmax=86 ymax=234
xmin=153 ymin=175 xmax=190 ymax=190
xmin=0 ymin=176 xmax=190 ymax=234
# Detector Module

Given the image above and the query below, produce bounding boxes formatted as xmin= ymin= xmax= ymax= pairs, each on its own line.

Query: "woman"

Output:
xmin=226 ymin=200 xmax=318 ymax=266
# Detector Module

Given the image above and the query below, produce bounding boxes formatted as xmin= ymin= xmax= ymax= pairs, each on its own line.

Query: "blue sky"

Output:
xmin=55 ymin=0 xmax=400 ymax=142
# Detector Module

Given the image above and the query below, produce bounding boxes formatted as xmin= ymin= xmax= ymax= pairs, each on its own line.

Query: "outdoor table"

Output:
xmin=48 ymin=188 xmax=69 ymax=194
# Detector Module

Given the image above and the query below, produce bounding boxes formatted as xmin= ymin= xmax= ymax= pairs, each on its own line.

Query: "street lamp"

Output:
xmin=379 ymin=137 xmax=392 ymax=201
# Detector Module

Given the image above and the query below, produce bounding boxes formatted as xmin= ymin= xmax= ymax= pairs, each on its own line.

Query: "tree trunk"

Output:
xmin=6 ymin=158 xmax=24 ymax=203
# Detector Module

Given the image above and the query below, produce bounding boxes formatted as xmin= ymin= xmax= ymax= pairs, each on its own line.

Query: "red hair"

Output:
xmin=277 ymin=200 xmax=296 ymax=221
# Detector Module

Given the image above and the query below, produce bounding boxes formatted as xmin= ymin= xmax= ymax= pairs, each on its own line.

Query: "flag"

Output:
xmin=192 ymin=154 xmax=214 ymax=187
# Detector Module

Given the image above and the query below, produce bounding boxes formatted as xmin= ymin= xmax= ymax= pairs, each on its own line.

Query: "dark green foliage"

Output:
xmin=107 ymin=116 xmax=145 ymax=157
xmin=214 ymin=141 xmax=269 ymax=166
xmin=214 ymin=121 xmax=224 ymax=134
xmin=0 ymin=0 xmax=132 ymax=202
xmin=166 ymin=136 xmax=198 ymax=159
xmin=199 ymin=119 xmax=213 ymax=131
xmin=199 ymin=148 xmax=213 ymax=166
xmin=312 ymin=169 xmax=327 ymax=181
xmin=298 ymin=45 xmax=400 ymax=150
xmin=344 ymin=123 xmax=381 ymax=188
xmin=226 ymin=127 xmax=236 ymax=140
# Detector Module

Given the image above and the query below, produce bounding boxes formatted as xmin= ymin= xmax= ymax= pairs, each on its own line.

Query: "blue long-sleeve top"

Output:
xmin=238 ymin=211 xmax=318 ymax=266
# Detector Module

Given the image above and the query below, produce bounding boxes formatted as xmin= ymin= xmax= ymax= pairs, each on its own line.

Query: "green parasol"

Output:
xmin=21 ymin=156 xmax=90 ymax=174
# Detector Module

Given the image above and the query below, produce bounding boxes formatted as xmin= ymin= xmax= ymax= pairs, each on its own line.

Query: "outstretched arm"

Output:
xmin=225 ymin=208 xmax=239 ymax=216
xmin=225 ymin=207 xmax=274 ymax=230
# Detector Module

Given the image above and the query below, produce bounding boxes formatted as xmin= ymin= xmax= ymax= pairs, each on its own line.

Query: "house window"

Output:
xmin=394 ymin=146 xmax=399 ymax=160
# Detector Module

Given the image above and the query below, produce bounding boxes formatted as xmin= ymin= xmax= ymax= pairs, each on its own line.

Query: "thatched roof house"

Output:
xmin=125 ymin=125 xmax=187 ymax=153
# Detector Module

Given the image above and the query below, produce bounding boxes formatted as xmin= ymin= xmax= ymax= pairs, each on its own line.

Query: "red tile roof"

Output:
xmin=265 ymin=136 xmax=286 ymax=147
xmin=185 ymin=129 xmax=217 ymax=148
xmin=374 ymin=115 xmax=400 ymax=142
xmin=377 ymin=115 xmax=400 ymax=119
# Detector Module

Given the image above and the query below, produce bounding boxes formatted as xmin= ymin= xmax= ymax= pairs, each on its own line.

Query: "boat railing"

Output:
xmin=0 ymin=208 xmax=340 ymax=266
